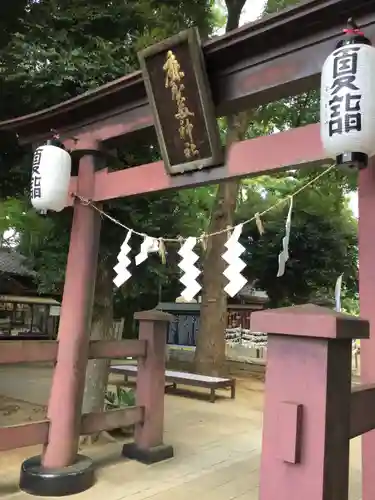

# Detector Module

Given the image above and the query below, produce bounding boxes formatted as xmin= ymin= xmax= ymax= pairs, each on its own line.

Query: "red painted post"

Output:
xmin=122 ymin=309 xmax=174 ymax=464
xmin=43 ymin=145 xmax=101 ymax=468
xmin=358 ymin=162 xmax=375 ymax=500
xmin=251 ymin=304 xmax=369 ymax=500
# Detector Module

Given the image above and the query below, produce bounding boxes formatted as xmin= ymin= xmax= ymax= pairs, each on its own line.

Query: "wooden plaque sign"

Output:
xmin=138 ymin=28 xmax=223 ymax=175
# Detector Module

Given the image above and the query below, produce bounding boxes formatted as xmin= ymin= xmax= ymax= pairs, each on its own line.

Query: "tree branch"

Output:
xmin=225 ymin=0 xmax=247 ymax=32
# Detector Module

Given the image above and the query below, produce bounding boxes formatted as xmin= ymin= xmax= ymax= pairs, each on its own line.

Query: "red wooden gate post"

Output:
xmin=19 ymin=143 xmax=102 ymax=497
xmin=358 ymin=162 xmax=375 ymax=500
xmin=251 ymin=304 xmax=368 ymax=500
xmin=123 ymin=309 xmax=174 ymax=464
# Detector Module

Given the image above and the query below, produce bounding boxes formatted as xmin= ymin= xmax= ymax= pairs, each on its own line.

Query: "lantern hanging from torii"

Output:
xmin=320 ymin=18 xmax=375 ymax=170
xmin=30 ymin=135 xmax=72 ymax=213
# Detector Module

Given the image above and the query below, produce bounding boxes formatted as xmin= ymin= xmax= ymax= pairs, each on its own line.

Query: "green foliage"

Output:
xmin=1 ymin=0 xmax=215 ymax=118
xmin=264 ymin=0 xmax=301 ymax=14
xmin=237 ymin=174 xmax=358 ymax=306
xmin=0 ymin=137 xmax=33 ymax=199
xmin=210 ymin=0 xmax=227 ymax=33
xmin=0 ymin=0 xmax=28 ymax=50
xmin=105 ymin=386 xmax=136 ymax=410
xmin=0 ymin=0 xmax=216 ymax=312
xmin=341 ymin=293 xmax=359 ymax=316
xmin=0 ymin=197 xmax=54 ymax=246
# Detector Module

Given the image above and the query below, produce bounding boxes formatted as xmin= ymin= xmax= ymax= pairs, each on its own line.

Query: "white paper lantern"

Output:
xmin=320 ymin=30 xmax=375 ymax=169
xmin=31 ymin=143 xmax=72 ymax=212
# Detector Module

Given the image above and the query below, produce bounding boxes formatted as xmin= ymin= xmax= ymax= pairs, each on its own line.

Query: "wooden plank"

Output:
xmin=111 ymin=365 xmax=138 ymax=374
xmin=110 ymin=365 xmax=235 ymax=389
xmin=0 ymin=408 xmax=144 ymax=451
xmin=0 ymin=420 xmax=49 ymax=451
xmin=81 ymin=406 xmax=143 ymax=435
xmin=0 ymin=341 xmax=57 ymax=364
xmin=0 ymin=339 xmax=146 ymax=365
xmin=350 ymin=384 xmax=375 ymax=438
xmin=111 ymin=364 xmax=233 ymax=383
xmin=89 ymin=340 xmax=146 ymax=359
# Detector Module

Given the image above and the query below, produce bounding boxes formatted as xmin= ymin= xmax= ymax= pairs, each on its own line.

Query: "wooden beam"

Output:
xmin=350 ymin=384 xmax=375 ymax=438
xmin=0 ymin=339 xmax=146 ymax=365
xmin=88 ymin=340 xmax=146 ymax=359
xmin=80 ymin=406 xmax=143 ymax=435
xmin=0 ymin=407 xmax=144 ymax=451
xmin=66 ymin=123 xmax=328 ymax=203
xmin=0 ymin=341 xmax=58 ymax=364
xmin=0 ymin=420 xmax=49 ymax=451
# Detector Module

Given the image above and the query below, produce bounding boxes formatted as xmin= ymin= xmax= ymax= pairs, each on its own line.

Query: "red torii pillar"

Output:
xmin=358 ymin=163 xmax=375 ymax=500
xmin=19 ymin=141 xmax=103 ymax=495
xmin=43 ymin=141 xmax=102 ymax=468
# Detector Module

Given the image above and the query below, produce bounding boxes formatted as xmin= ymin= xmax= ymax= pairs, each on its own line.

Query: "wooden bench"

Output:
xmin=109 ymin=364 xmax=236 ymax=403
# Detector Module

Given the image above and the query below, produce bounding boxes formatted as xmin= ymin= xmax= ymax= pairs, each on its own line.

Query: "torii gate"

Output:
xmin=1 ymin=0 xmax=375 ymax=498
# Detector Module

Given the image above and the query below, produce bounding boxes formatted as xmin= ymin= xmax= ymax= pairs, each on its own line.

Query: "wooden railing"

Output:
xmin=0 ymin=309 xmax=173 ymax=465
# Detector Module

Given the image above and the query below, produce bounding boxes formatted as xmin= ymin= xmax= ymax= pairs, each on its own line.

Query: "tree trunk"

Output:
xmin=194 ymin=114 xmax=250 ymax=375
xmin=194 ymin=0 xmax=249 ymax=375
xmin=81 ymin=255 xmax=115 ymax=444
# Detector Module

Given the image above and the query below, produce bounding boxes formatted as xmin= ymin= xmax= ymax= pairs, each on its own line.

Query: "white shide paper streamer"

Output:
xmin=113 ymin=230 xmax=132 ymax=288
xmin=222 ymin=224 xmax=247 ymax=297
xmin=335 ymin=274 xmax=343 ymax=312
xmin=277 ymin=197 xmax=293 ymax=277
xmin=135 ymin=236 xmax=159 ymax=266
xmin=178 ymin=236 xmax=201 ymax=302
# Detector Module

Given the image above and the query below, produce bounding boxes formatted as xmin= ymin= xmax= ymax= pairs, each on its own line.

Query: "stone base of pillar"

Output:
xmin=122 ymin=442 xmax=174 ymax=464
xmin=19 ymin=454 xmax=95 ymax=497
